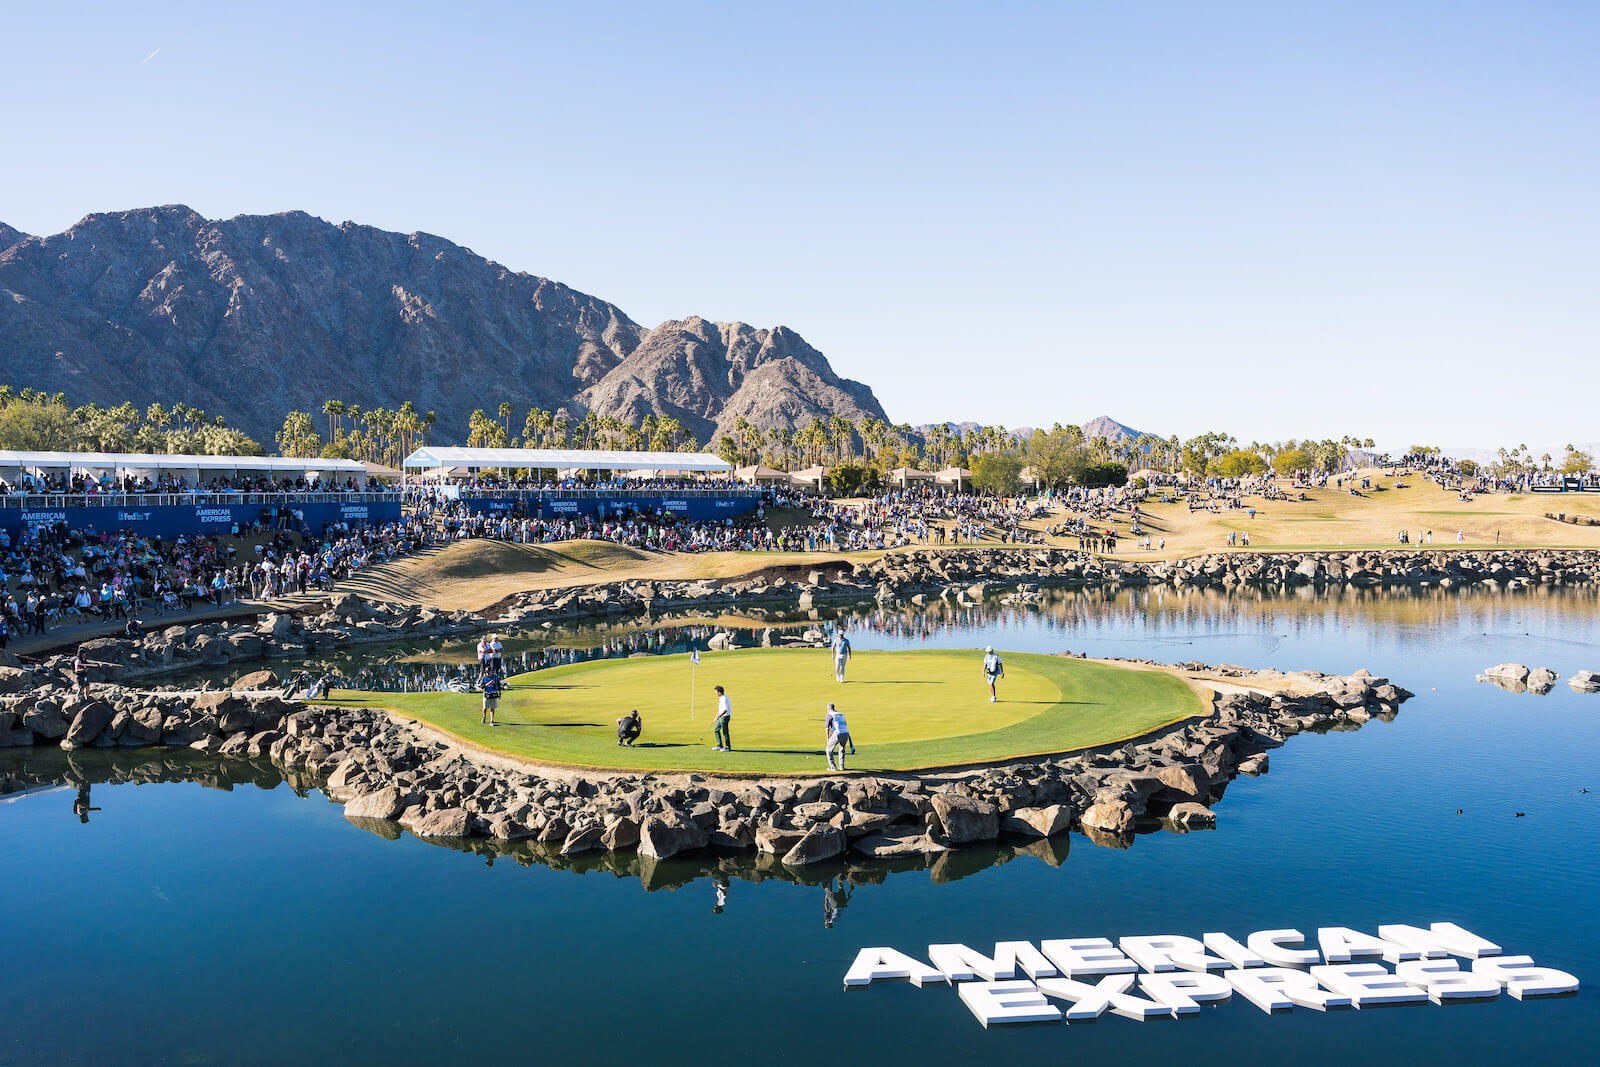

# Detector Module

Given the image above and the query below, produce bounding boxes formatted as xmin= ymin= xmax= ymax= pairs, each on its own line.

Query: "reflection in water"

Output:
xmin=133 ymin=581 xmax=1600 ymax=695
xmin=0 ymin=746 xmax=1082 ymax=921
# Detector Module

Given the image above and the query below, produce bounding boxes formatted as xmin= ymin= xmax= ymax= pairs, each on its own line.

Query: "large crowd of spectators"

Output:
xmin=2 ymin=472 xmax=389 ymax=496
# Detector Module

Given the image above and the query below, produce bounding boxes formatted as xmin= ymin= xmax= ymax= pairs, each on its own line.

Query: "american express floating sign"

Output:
xmin=844 ymin=924 xmax=1578 ymax=1029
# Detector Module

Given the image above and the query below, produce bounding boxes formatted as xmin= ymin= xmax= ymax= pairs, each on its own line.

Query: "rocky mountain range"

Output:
xmin=914 ymin=416 xmax=1147 ymax=442
xmin=0 ymin=206 xmax=888 ymax=447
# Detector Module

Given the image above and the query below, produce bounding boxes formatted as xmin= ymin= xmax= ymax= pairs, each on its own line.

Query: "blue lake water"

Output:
xmin=3 ymin=586 xmax=1596 ymax=1064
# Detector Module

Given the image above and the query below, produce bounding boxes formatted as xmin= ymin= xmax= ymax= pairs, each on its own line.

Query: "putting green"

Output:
xmin=322 ymin=648 xmax=1205 ymax=774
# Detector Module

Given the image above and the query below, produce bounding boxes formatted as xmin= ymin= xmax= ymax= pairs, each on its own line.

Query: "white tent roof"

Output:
xmin=401 ymin=447 xmax=733 ymax=473
xmin=0 ymin=450 xmax=365 ymax=475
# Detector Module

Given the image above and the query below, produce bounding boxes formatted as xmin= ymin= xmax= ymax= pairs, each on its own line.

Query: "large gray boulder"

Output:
xmin=22 ymin=704 xmax=69 ymax=739
xmin=781 ymin=826 xmax=846 ymax=866
xmin=851 ymin=827 xmax=946 ymax=857
xmin=1484 ymin=663 xmax=1530 ymax=683
xmin=1154 ymin=764 xmax=1210 ymax=803
xmin=233 ymin=669 xmax=279 ymax=690
xmin=1080 ymin=797 xmax=1136 ymax=835
xmin=1167 ymin=802 xmax=1217 ymax=828
xmin=561 ymin=823 xmax=607 ymax=855
xmin=344 ymin=786 xmax=405 ymax=822
xmin=62 ymin=701 xmax=113 ymax=748
xmin=638 ymin=811 xmax=708 ymax=860
xmin=411 ymin=807 xmax=472 ymax=838
xmin=1002 ymin=804 xmax=1073 ymax=838
xmin=602 ymin=815 xmax=640 ymax=851
xmin=1525 ymin=667 xmax=1559 ymax=694
xmin=0 ymin=671 xmax=35 ymax=697
xmin=1569 ymin=670 xmax=1600 ymax=693
xmin=929 ymin=793 xmax=999 ymax=844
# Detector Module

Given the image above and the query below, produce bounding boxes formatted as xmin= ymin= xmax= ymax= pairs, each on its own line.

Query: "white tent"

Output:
xmin=400 ymin=447 xmax=734 ymax=481
xmin=0 ymin=450 xmax=365 ymax=486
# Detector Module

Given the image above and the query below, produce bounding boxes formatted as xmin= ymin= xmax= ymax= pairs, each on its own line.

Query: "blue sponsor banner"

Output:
xmin=0 ymin=499 xmax=402 ymax=539
xmin=459 ymin=491 xmax=761 ymax=522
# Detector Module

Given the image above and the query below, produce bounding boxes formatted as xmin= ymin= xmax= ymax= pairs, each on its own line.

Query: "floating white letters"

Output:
xmin=958 ymin=980 xmax=1062 ymax=1027
xmin=847 ymin=923 xmax=1578 ymax=1030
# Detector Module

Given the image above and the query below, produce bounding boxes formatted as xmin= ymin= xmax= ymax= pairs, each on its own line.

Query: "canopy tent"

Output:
xmin=935 ymin=466 xmax=974 ymax=488
xmin=886 ymin=466 xmax=937 ymax=488
xmin=400 ymin=447 xmax=733 ymax=481
xmin=362 ymin=461 xmax=403 ymax=481
xmin=734 ymin=464 xmax=790 ymax=485
xmin=0 ymin=450 xmax=366 ymax=487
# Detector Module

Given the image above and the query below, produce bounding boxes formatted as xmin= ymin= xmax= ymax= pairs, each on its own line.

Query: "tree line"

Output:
xmin=0 ymin=387 xmax=262 ymax=455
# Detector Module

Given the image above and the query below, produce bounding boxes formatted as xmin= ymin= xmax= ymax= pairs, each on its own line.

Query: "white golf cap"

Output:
xmin=985 ymin=645 xmax=994 ymax=652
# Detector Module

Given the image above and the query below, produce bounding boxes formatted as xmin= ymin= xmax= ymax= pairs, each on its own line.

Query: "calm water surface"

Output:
xmin=4 ymin=587 xmax=1596 ymax=1064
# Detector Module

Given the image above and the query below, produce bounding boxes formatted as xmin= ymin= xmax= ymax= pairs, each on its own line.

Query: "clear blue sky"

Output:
xmin=5 ymin=1 xmax=1596 ymax=452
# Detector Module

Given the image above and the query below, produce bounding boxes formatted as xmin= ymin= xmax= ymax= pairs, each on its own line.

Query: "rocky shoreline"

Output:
xmin=15 ymin=547 xmax=1597 ymax=684
xmin=0 ymin=657 xmax=1411 ymax=864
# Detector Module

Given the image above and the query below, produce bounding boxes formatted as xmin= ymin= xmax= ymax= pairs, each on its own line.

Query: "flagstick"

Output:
xmin=690 ymin=654 xmax=696 ymax=721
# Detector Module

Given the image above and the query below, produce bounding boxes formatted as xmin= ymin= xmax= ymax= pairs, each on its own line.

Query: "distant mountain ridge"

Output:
xmin=913 ymin=416 xmax=1146 ymax=443
xmin=0 ymin=206 xmax=889 ymax=447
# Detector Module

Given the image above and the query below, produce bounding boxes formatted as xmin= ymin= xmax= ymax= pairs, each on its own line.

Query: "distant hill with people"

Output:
xmin=0 ymin=206 xmax=889 ymax=447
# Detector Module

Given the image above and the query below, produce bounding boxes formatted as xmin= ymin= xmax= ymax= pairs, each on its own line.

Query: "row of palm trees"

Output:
xmin=285 ymin=395 xmax=1394 ymax=479
xmin=0 ymin=388 xmax=263 ymax=455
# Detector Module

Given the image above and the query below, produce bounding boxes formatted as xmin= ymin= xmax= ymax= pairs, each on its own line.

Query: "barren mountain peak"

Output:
xmin=0 ymin=207 xmax=889 ymax=446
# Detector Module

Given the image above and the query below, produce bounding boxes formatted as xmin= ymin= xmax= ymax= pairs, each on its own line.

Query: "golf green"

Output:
xmin=322 ymin=648 xmax=1206 ymax=774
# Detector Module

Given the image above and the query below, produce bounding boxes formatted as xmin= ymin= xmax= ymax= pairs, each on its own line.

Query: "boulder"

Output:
xmin=638 ymin=811 xmax=708 ymax=860
xmin=410 ymin=807 xmax=472 ymax=838
xmin=63 ymin=701 xmax=113 ymax=747
xmin=851 ymin=827 xmax=947 ymax=857
xmin=755 ymin=824 xmax=807 ymax=856
xmin=0 ymin=667 xmax=33 ymax=694
xmin=561 ymin=823 xmax=607 ymax=855
xmin=22 ymin=705 xmax=69 ymax=739
xmin=233 ymin=669 xmax=279 ymax=690
xmin=781 ymin=826 xmax=846 ymax=866
xmin=706 ymin=632 xmax=733 ymax=651
xmin=602 ymin=815 xmax=640 ymax=851
xmin=1236 ymin=753 xmax=1269 ymax=776
xmin=1569 ymin=670 xmax=1600 ymax=693
xmin=1154 ymin=764 xmax=1210 ymax=803
xmin=1483 ymin=663 xmax=1530 ymax=683
xmin=1526 ymin=667 xmax=1559 ymax=694
xmin=929 ymin=793 xmax=999 ymax=844
xmin=344 ymin=786 xmax=405 ymax=822
xmin=1002 ymin=804 xmax=1073 ymax=838
xmin=1166 ymin=802 xmax=1216 ymax=828
xmin=1080 ymin=797 xmax=1136 ymax=835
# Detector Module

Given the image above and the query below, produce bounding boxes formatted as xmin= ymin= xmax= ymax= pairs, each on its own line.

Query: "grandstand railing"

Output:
xmin=0 ymin=486 xmax=768 ymax=509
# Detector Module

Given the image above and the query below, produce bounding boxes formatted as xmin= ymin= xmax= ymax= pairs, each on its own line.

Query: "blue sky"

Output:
xmin=4 ymin=1 xmax=1595 ymax=450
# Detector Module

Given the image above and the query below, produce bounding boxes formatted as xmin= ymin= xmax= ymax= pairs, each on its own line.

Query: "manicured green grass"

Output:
xmin=321 ymin=648 xmax=1205 ymax=774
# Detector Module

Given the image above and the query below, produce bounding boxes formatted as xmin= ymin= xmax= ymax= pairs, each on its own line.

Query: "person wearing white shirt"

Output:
xmin=832 ymin=631 xmax=852 ymax=683
xmin=712 ymin=685 xmax=733 ymax=751
xmin=983 ymin=646 xmax=1005 ymax=702
xmin=824 ymin=702 xmax=852 ymax=770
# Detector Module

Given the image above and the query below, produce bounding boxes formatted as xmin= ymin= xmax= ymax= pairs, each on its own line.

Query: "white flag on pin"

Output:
xmin=691 ymin=650 xmax=700 ymax=665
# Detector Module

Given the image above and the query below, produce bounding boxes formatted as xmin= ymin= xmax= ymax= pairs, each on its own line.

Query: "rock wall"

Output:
xmin=0 ymin=660 xmax=1410 ymax=864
